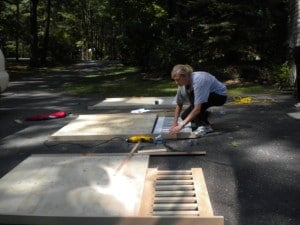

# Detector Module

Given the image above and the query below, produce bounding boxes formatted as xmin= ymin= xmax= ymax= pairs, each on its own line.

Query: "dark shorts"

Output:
xmin=181 ymin=92 xmax=227 ymax=127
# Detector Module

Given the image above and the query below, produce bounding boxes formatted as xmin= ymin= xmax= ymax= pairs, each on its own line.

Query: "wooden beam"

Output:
xmin=0 ymin=215 xmax=224 ymax=225
xmin=138 ymin=168 xmax=224 ymax=225
xmin=139 ymin=168 xmax=157 ymax=216
xmin=192 ymin=168 xmax=214 ymax=217
xmin=137 ymin=151 xmax=206 ymax=156
xmin=49 ymin=114 xmax=157 ymax=142
xmin=154 ymin=197 xmax=197 ymax=203
xmin=114 ymin=141 xmax=141 ymax=174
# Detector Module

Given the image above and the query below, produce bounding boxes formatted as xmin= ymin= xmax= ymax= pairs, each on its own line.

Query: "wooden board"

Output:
xmin=0 ymin=160 xmax=223 ymax=225
xmin=0 ymin=154 xmax=149 ymax=219
xmin=139 ymin=168 xmax=224 ymax=225
xmin=49 ymin=113 xmax=197 ymax=142
xmin=140 ymin=168 xmax=214 ymax=216
xmin=153 ymin=116 xmax=196 ymax=139
xmin=287 ymin=112 xmax=300 ymax=119
xmin=88 ymin=97 xmax=176 ymax=110
xmin=0 ymin=215 xmax=224 ymax=225
xmin=49 ymin=113 xmax=157 ymax=141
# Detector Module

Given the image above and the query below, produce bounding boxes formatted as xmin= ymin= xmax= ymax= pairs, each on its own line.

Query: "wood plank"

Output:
xmin=157 ymin=170 xmax=192 ymax=175
xmin=49 ymin=114 xmax=157 ymax=142
xmin=155 ymin=191 xmax=196 ymax=197
xmin=88 ymin=97 xmax=176 ymax=110
xmin=137 ymin=148 xmax=167 ymax=153
xmin=192 ymin=168 xmax=214 ymax=217
xmin=139 ymin=168 xmax=224 ymax=225
xmin=0 ymin=215 xmax=224 ymax=225
xmin=152 ymin=211 xmax=199 ymax=216
xmin=153 ymin=203 xmax=198 ymax=210
xmin=49 ymin=113 xmax=198 ymax=142
xmin=139 ymin=168 xmax=157 ymax=216
xmin=0 ymin=154 xmax=149 ymax=218
xmin=156 ymin=180 xmax=194 ymax=185
xmin=32 ymin=152 xmax=205 ymax=158
xmin=137 ymin=151 xmax=207 ymax=156
xmin=154 ymin=197 xmax=197 ymax=203
xmin=153 ymin=116 xmax=197 ymax=140
xmin=153 ymin=116 xmax=193 ymax=134
xmin=155 ymin=185 xmax=194 ymax=191
xmin=114 ymin=141 xmax=142 ymax=174
xmin=287 ymin=112 xmax=300 ymax=119
xmin=157 ymin=174 xmax=193 ymax=180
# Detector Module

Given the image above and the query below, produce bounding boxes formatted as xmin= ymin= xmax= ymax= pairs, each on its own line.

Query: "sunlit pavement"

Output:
xmin=0 ymin=61 xmax=299 ymax=225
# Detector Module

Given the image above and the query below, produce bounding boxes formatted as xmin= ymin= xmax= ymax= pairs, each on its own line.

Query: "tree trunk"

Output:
xmin=30 ymin=0 xmax=39 ymax=67
xmin=15 ymin=0 xmax=20 ymax=61
xmin=41 ymin=0 xmax=51 ymax=65
xmin=293 ymin=47 xmax=300 ymax=101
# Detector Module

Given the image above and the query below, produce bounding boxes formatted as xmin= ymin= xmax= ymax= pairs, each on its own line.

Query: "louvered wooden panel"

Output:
xmin=139 ymin=168 xmax=222 ymax=221
xmin=153 ymin=116 xmax=196 ymax=139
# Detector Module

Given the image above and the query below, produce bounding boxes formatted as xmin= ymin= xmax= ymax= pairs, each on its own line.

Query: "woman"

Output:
xmin=169 ymin=64 xmax=227 ymax=136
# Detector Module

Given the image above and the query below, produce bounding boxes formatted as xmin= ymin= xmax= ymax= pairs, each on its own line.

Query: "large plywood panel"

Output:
xmin=0 ymin=216 xmax=224 ymax=225
xmin=49 ymin=113 xmax=157 ymax=141
xmin=0 ymin=154 xmax=149 ymax=219
xmin=287 ymin=111 xmax=300 ymax=119
xmin=88 ymin=97 xmax=176 ymax=110
xmin=153 ymin=116 xmax=196 ymax=139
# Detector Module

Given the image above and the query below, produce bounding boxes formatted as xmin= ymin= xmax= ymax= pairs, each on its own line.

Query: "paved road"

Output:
xmin=0 ymin=61 xmax=299 ymax=225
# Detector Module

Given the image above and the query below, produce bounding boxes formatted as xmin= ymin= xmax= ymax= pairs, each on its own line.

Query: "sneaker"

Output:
xmin=194 ymin=125 xmax=213 ymax=137
xmin=204 ymin=125 xmax=213 ymax=133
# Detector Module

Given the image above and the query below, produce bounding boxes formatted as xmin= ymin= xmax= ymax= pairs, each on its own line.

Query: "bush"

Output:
xmin=271 ymin=61 xmax=291 ymax=88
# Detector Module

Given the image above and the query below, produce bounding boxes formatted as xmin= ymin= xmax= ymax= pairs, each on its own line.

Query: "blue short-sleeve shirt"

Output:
xmin=176 ymin=71 xmax=227 ymax=105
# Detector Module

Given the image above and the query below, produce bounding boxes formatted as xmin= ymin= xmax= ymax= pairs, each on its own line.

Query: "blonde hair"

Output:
xmin=171 ymin=64 xmax=193 ymax=79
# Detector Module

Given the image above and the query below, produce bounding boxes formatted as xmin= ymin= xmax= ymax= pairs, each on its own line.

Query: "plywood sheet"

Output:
xmin=0 ymin=154 xmax=149 ymax=219
xmin=139 ymin=168 xmax=224 ymax=225
xmin=88 ymin=97 xmax=176 ymax=110
xmin=140 ymin=168 xmax=214 ymax=217
xmin=153 ymin=116 xmax=196 ymax=139
xmin=0 ymin=215 xmax=225 ymax=225
xmin=49 ymin=114 xmax=157 ymax=141
xmin=287 ymin=111 xmax=300 ymax=119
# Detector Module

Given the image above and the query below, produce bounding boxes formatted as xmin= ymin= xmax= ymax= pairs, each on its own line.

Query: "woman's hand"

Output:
xmin=169 ymin=123 xmax=184 ymax=135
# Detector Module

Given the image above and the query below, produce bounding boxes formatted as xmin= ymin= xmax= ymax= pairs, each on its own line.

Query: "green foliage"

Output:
xmin=0 ymin=0 xmax=30 ymax=57
xmin=227 ymin=85 xmax=275 ymax=97
xmin=0 ymin=0 xmax=289 ymax=81
xmin=271 ymin=61 xmax=292 ymax=88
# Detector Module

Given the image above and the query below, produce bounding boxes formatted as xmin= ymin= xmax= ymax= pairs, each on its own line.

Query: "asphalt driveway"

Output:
xmin=0 ymin=61 xmax=299 ymax=225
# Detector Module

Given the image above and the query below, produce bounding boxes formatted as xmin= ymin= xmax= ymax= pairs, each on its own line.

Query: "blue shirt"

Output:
xmin=176 ymin=71 xmax=227 ymax=105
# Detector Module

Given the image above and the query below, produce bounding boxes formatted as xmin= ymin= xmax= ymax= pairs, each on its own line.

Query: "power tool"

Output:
xmin=126 ymin=135 xmax=153 ymax=143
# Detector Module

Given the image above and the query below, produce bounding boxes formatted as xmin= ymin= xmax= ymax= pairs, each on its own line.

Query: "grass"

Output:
xmin=61 ymin=65 xmax=178 ymax=97
xmin=62 ymin=65 xmax=278 ymax=97
xmin=63 ymin=64 xmax=275 ymax=97
xmin=7 ymin=62 xmax=278 ymax=97
xmin=227 ymin=84 xmax=276 ymax=97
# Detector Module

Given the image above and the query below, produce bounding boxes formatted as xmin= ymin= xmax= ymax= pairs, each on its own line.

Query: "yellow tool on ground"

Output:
xmin=234 ymin=96 xmax=253 ymax=104
xmin=127 ymin=135 xmax=153 ymax=143
xmin=234 ymin=96 xmax=276 ymax=104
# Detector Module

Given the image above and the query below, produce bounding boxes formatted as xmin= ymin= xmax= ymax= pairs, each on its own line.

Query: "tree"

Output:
xmin=0 ymin=0 xmax=289 ymax=83
xmin=41 ymin=0 xmax=51 ymax=65
xmin=109 ymin=0 xmax=168 ymax=70
xmin=29 ymin=0 xmax=39 ymax=67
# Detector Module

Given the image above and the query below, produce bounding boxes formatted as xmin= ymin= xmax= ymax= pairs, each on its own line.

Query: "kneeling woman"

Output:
xmin=169 ymin=64 xmax=227 ymax=135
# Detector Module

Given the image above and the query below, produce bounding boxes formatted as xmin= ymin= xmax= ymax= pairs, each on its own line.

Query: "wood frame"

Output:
xmin=0 ymin=215 xmax=224 ymax=225
xmin=49 ymin=113 xmax=158 ymax=142
xmin=88 ymin=97 xmax=177 ymax=110
xmin=139 ymin=168 xmax=224 ymax=225
xmin=48 ymin=113 xmax=197 ymax=142
xmin=0 ymin=155 xmax=223 ymax=225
